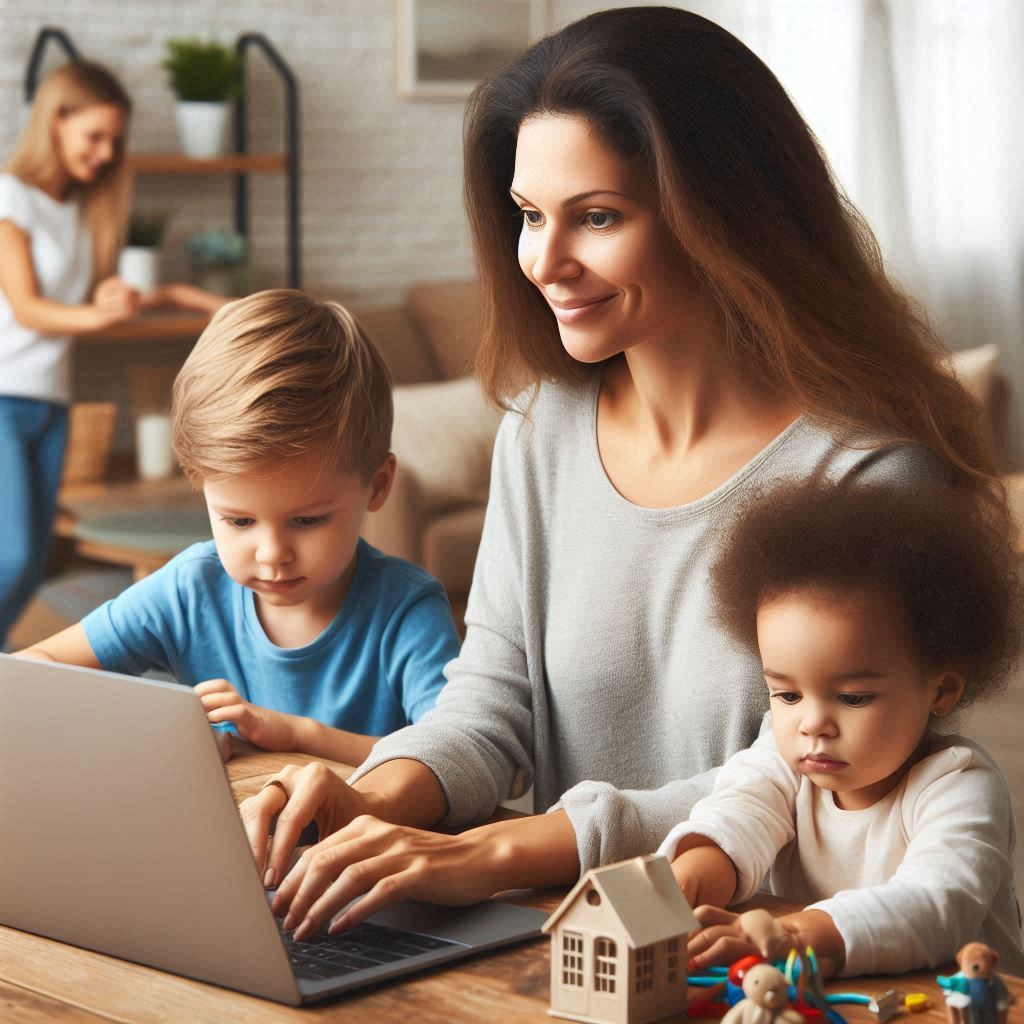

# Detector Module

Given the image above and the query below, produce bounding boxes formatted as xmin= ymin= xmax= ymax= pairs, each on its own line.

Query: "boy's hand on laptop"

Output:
xmin=195 ymin=678 xmax=299 ymax=752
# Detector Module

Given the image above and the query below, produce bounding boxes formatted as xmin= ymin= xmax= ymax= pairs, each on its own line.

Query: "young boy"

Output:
xmin=658 ymin=478 xmax=1024 ymax=979
xmin=18 ymin=290 xmax=461 ymax=765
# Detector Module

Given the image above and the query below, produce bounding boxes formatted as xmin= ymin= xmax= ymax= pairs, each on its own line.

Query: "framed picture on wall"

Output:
xmin=397 ymin=0 xmax=549 ymax=99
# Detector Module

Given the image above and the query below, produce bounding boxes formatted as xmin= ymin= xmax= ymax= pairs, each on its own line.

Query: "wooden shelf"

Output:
xmin=128 ymin=153 xmax=288 ymax=174
xmin=76 ymin=312 xmax=210 ymax=343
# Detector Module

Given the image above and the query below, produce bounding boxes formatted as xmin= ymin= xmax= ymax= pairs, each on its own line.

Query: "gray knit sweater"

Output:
xmin=354 ymin=372 xmax=945 ymax=872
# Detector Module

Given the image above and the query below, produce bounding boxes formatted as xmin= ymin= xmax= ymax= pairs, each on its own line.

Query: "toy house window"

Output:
xmin=666 ymin=937 xmax=680 ymax=983
xmin=562 ymin=930 xmax=584 ymax=987
xmin=594 ymin=937 xmax=617 ymax=993
xmin=635 ymin=944 xmax=654 ymax=993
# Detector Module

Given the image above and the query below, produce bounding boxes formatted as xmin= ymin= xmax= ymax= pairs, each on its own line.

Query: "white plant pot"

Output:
xmin=118 ymin=246 xmax=160 ymax=291
xmin=135 ymin=412 xmax=176 ymax=481
xmin=174 ymin=101 xmax=231 ymax=158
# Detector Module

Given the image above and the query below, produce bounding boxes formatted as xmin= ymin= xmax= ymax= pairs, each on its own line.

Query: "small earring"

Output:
xmin=932 ymin=708 xmax=944 ymax=718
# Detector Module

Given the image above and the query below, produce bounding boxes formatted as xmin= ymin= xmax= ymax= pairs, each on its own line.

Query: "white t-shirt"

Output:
xmin=659 ymin=731 xmax=1024 ymax=977
xmin=0 ymin=172 xmax=92 ymax=403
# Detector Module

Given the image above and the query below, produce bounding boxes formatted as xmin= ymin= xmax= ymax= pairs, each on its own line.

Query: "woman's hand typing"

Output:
xmin=237 ymin=761 xmax=581 ymax=943
xmin=238 ymin=761 xmax=374 ymax=886
xmin=275 ymin=816 xmax=506 ymax=941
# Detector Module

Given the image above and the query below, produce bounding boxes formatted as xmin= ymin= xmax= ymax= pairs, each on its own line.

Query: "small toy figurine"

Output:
xmin=720 ymin=962 xmax=805 ymax=1024
xmin=866 ymin=989 xmax=899 ymax=1023
xmin=938 ymin=942 xmax=1013 ymax=1024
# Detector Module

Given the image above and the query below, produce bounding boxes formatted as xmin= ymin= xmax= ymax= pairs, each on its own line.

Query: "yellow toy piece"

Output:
xmin=903 ymin=992 xmax=931 ymax=1013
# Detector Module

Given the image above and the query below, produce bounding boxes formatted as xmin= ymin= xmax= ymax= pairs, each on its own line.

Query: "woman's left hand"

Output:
xmin=274 ymin=816 xmax=503 ymax=942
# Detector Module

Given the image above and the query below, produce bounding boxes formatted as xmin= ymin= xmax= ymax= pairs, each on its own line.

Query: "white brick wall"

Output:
xmin=0 ymin=1 xmax=476 ymax=307
xmin=0 ymin=2 xmax=639 ymax=305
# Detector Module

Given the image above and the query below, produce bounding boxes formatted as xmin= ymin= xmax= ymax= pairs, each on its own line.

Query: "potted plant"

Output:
xmin=118 ymin=211 xmax=169 ymax=291
xmin=187 ymin=227 xmax=248 ymax=296
xmin=163 ymin=38 xmax=242 ymax=158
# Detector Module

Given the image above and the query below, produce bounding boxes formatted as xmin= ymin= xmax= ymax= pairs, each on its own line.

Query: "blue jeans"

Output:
xmin=0 ymin=397 xmax=68 ymax=646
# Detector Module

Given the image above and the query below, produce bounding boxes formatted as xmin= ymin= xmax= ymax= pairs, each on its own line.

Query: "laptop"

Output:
xmin=0 ymin=654 xmax=546 ymax=1006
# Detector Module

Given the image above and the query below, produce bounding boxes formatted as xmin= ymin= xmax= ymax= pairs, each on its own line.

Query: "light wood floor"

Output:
xmin=11 ymin=591 xmax=1024 ymax=887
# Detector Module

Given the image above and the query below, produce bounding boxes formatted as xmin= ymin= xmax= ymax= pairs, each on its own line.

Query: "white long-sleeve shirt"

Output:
xmin=659 ymin=732 xmax=1024 ymax=976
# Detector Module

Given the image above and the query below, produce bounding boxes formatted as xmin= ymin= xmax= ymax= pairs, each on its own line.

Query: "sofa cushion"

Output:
xmin=406 ymin=280 xmax=481 ymax=380
xmin=355 ymin=306 xmax=442 ymax=385
xmin=422 ymin=504 xmax=487 ymax=599
xmin=391 ymin=376 xmax=503 ymax=510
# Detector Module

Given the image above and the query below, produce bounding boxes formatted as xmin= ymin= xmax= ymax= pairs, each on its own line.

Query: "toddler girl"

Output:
xmin=660 ymin=477 xmax=1024 ymax=978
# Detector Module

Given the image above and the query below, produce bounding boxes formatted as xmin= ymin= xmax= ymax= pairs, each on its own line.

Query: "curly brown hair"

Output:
xmin=712 ymin=478 xmax=1024 ymax=708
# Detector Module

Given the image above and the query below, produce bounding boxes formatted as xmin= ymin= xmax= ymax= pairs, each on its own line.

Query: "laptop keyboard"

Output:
xmin=280 ymin=919 xmax=464 ymax=982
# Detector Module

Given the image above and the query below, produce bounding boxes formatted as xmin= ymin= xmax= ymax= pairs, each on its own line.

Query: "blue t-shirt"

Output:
xmin=81 ymin=539 xmax=460 ymax=735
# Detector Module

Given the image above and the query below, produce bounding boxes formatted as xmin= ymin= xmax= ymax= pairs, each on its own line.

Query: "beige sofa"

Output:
xmin=357 ymin=281 xmax=502 ymax=631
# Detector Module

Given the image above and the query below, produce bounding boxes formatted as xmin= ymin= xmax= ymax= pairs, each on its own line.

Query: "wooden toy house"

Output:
xmin=543 ymin=855 xmax=698 ymax=1024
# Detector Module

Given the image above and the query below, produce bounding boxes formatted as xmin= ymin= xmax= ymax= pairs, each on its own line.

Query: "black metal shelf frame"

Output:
xmin=24 ymin=26 xmax=302 ymax=289
xmin=234 ymin=33 xmax=301 ymax=290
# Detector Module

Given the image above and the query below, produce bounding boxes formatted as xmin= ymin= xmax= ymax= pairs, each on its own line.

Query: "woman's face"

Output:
xmin=54 ymin=103 xmax=126 ymax=186
xmin=512 ymin=113 xmax=697 ymax=364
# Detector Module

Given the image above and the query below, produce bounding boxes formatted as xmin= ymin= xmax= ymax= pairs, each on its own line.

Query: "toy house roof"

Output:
xmin=542 ymin=855 xmax=698 ymax=949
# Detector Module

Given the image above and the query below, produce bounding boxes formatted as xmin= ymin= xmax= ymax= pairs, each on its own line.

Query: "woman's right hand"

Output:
xmin=90 ymin=275 xmax=139 ymax=328
xmin=239 ymin=762 xmax=378 ymax=887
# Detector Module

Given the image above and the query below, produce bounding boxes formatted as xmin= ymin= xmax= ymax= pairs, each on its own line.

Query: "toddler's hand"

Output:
xmin=195 ymin=678 xmax=299 ymax=752
xmin=687 ymin=906 xmax=798 ymax=971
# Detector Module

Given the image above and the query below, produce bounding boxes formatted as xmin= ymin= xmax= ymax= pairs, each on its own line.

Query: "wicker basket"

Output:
xmin=61 ymin=402 xmax=118 ymax=485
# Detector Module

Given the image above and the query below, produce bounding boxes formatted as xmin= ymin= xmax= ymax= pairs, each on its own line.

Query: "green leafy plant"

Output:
xmin=126 ymin=211 xmax=169 ymax=248
xmin=163 ymin=39 xmax=242 ymax=102
xmin=187 ymin=228 xmax=247 ymax=268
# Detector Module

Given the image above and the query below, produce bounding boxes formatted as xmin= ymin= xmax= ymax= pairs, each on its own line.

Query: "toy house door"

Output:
xmin=590 ymin=934 xmax=624 ymax=1023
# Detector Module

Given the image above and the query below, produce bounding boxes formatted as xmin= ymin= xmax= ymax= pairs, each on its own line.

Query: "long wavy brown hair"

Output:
xmin=465 ymin=6 xmax=1005 ymax=516
xmin=7 ymin=61 xmax=132 ymax=281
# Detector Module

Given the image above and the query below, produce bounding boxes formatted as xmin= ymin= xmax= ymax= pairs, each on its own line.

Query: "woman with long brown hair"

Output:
xmin=0 ymin=61 xmax=139 ymax=646
xmin=0 ymin=61 xmax=226 ymax=647
xmin=238 ymin=7 xmax=1005 ymax=938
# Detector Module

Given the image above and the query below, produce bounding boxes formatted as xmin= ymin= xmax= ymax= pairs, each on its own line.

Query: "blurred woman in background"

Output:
xmin=0 ymin=61 xmax=223 ymax=647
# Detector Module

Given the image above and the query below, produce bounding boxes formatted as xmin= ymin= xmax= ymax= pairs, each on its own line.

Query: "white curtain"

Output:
xmin=668 ymin=0 xmax=1024 ymax=464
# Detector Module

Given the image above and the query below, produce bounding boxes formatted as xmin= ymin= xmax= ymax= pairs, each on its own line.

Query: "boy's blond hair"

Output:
xmin=172 ymin=290 xmax=393 ymax=483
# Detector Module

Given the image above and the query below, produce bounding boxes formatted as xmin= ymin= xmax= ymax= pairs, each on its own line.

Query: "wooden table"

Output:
xmin=1 ymin=747 xmax=1020 ymax=1022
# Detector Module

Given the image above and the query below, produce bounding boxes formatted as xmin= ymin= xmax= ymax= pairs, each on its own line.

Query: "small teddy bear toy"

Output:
xmin=720 ymin=962 xmax=805 ymax=1024
xmin=949 ymin=942 xmax=1012 ymax=1024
